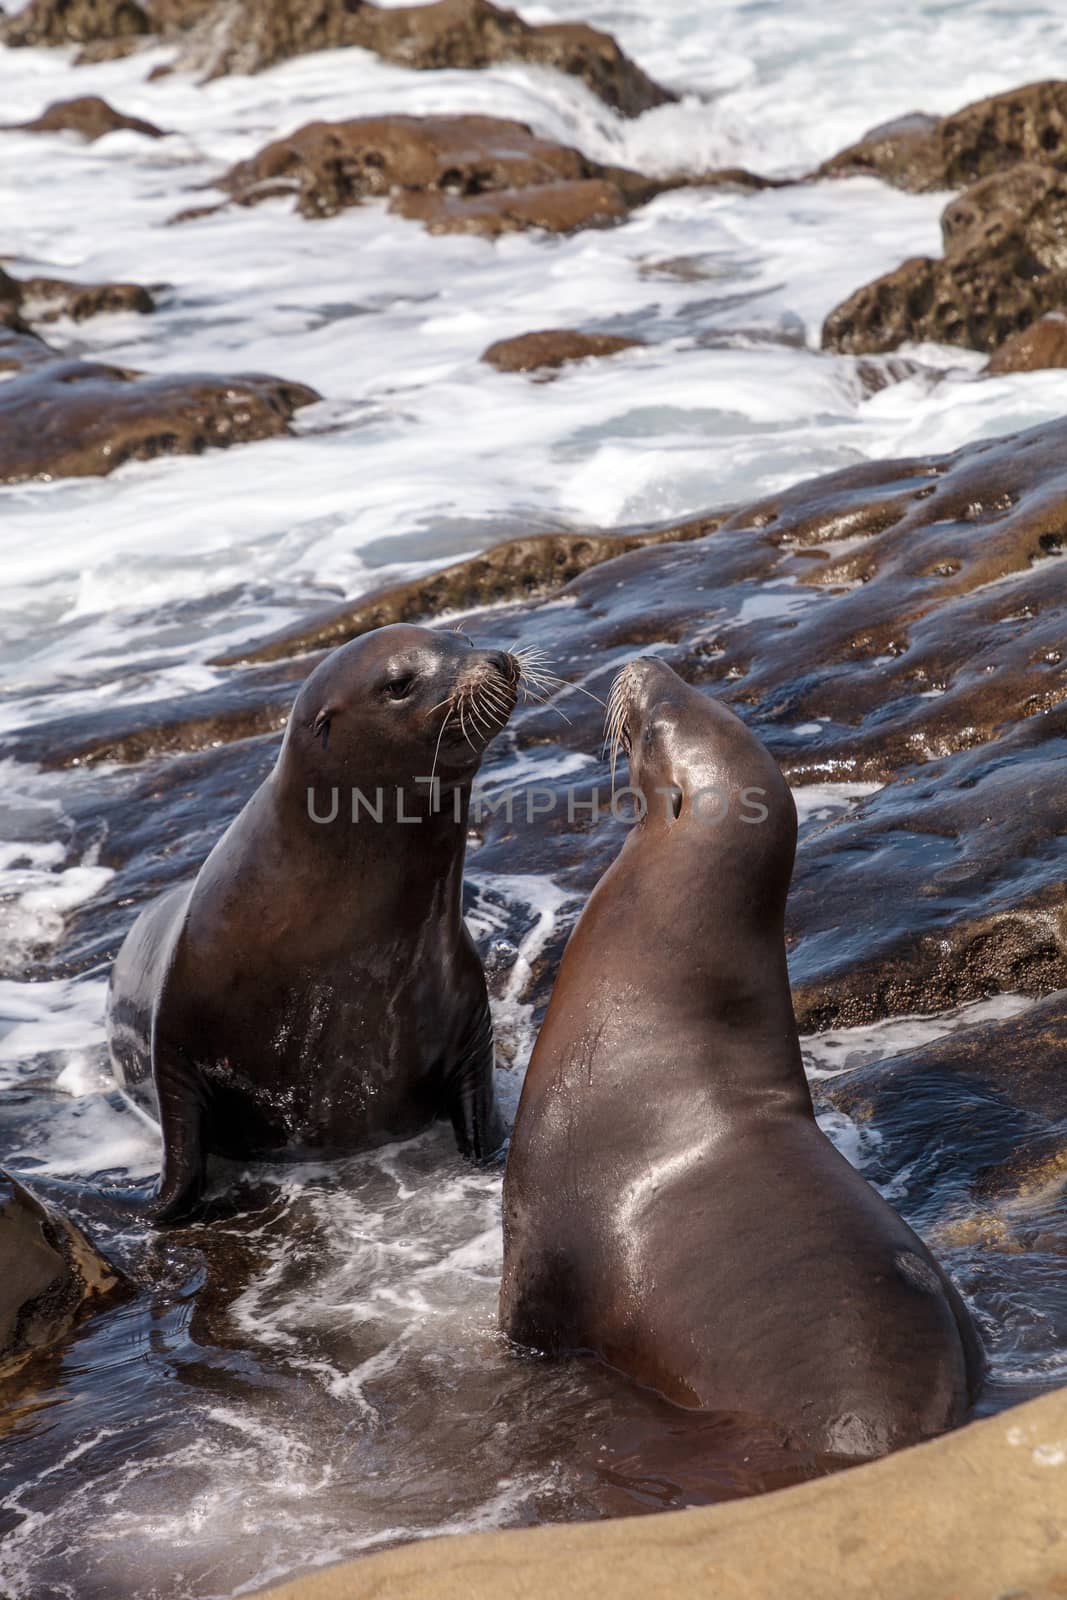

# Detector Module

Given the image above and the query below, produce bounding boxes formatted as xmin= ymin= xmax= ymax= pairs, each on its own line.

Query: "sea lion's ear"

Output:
xmin=312 ymin=709 xmax=332 ymax=749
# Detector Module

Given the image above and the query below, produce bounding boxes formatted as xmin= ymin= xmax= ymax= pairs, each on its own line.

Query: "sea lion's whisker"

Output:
xmin=458 ymin=697 xmax=477 ymax=752
xmin=429 ymin=706 xmax=454 ymax=784
xmin=480 ymin=681 xmax=512 ymax=718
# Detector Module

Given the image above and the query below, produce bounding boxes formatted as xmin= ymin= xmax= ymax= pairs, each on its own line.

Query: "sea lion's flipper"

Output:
xmin=149 ymin=1038 xmax=206 ymax=1224
xmin=446 ymin=999 xmax=505 ymax=1162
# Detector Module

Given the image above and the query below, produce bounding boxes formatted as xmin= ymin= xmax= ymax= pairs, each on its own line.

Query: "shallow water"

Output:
xmin=2 ymin=0 xmax=1067 ymax=1594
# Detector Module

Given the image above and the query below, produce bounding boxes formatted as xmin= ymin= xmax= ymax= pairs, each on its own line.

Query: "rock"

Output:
xmin=14 ymin=275 xmax=156 ymax=322
xmin=823 ymin=162 xmax=1067 ymax=354
xmin=7 ymin=95 xmax=166 ymax=141
xmin=818 ymin=111 xmax=944 ymax=191
xmin=0 ymin=1171 xmax=124 ymax=1376
xmin=0 ymin=278 xmax=319 ymax=483
xmin=209 ymin=113 xmax=666 ymax=234
xmin=0 ymin=349 xmax=320 ymax=484
xmin=0 ymin=0 xmax=149 ymax=46
xmin=819 ymin=79 xmax=1067 ymax=192
xmin=160 ymin=0 xmax=675 ymax=117
xmin=251 ymin=1388 xmax=1067 ymax=1600
xmin=986 ymin=310 xmax=1067 ymax=373
xmin=823 ymin=993 xmax=1067 ymax=1260
xmin=2 ymin=260 xmax=156 ymax=323
xmin=18 ymin=411 xmax=1067 ymax=1038
xmin=481 ymin=328 xmax=645 ymax=373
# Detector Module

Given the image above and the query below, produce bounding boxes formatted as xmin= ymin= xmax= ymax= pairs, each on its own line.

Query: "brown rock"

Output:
xmin=163 ymin=0 xmax=674 ymax=117
xmin=817 ymin=111 xmax=944 ymax=191
xmin=16 ymin=277 xmax=155 ymax=321
xmin=1 ymin=262 xmax=155 ymax=327
xmin=819 ymin=79 xmax=1067 ymax=193
xmin=481 ymin=328 xmax=645 ymax=373
xmin=8 ymin=95 xmax=166 ymax=141
xmin=823 ymin=162 xmax=1067 ymax=354
xmin=0 ymin=0 xmax=149 ymax=46
xmin=0 ymin=1171 xmax=125 ymax=1377
xmin=0 ymin=354 xmax=319 ymax=484
xmin=986 ymin=310 xmax=1067 ymax=372
xmin=213 ymin=524 xmax=721 ymax=669
xmin=0 ymin=287 xmax=318 ymax=483
xmin=211 ymin=113 xmax=664 ymax=234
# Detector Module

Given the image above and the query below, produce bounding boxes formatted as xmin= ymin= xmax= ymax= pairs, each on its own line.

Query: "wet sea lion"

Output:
xmin=501 ymin=658 xmax=985 ymax=1459
xmin=0 ymin=1170 xmax=124 ymax=1376
xmin=108 ymin=624 xmax=521 ymax=1223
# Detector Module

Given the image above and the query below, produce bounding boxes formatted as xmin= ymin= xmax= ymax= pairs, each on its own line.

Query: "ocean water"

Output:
xmin=2 ymin=1 xmax=1067 ymax=1595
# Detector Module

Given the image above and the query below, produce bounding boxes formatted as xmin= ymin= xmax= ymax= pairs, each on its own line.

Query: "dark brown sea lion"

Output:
xmin=501 ymin=657 xmax=985 ymax=1459
xmin=0 ymin=1170 xmax=124 ymax=1376
xmin=108 ymin=624 xmax=520 ymax=1223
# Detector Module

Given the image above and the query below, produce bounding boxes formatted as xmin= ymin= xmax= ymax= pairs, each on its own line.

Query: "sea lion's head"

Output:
xmin=605 ymin=657 xmax=795 ymax=859
xmin=286 ymin=623 xmax=521 ymax=787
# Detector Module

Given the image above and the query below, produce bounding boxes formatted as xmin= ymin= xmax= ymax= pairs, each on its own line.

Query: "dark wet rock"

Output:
xmin=207 ymin=113 xmax=669 ymax=235
xmin=0 ymin=294 xmax=319 ymax=483
xmin=202 ymin=114 xmax=765 ymax=237
xmin=11 ymin=414 xmax=1067 ymax=1037
xmin=0 ymin=1171 xmax=125 ymax=1377
xmin=819 ymin=79 xmax=1067 ymax=193
xmin=822 ymin=993 xmax=1067 ymax=1255
xmin=481 ymin=328 xmax=645 ymax=374
xmin=823 ymin=161 xmax=1067 ymax=354
xmin=986 ymin=311 xmax=1067 ymax=373
xmin=165 ymin=0 xmax=674 ymax=117
xmin=0 ymin=0 xmax=149 ymax=46
xmin=6 ymin=95 xmax=166 ymax=141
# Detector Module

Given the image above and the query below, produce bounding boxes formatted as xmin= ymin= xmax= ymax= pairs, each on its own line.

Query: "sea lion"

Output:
xmin=500 ymin=657 xmax=985 ymax=1459
xmin=108 ymin=624 xmax=521 ymax=1223
xmin=0 ymin=1170 xmax=124 ymax=1376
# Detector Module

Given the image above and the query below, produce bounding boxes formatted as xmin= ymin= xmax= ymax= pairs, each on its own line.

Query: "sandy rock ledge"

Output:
xmin=252 ymin=1387 xmax=1067 ymax=1600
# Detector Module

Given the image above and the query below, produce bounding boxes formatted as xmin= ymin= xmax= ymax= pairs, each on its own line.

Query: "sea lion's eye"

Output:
xmin=383 ymin=674 xmax=415 ymax=701
xmin=312 ymin=710 xmax=332 ymax=748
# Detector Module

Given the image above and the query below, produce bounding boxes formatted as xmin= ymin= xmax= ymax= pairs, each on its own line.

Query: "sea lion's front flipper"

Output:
xmin=446 ymin=998 xmax=504 ymax=1162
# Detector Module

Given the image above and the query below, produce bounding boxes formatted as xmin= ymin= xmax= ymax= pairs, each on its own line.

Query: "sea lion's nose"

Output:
xmin=489 ymin=650 xmax=520 ymax=685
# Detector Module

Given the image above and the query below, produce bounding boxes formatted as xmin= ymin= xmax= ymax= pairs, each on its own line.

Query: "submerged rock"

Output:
xmin=6 ymin=94 xmax=166 ymax=140
xmin=823 ymin=161 xmax=1067 ymax=354
xmin=481 ymin=328 xmax=645 ymax=373
xmin=819 ymin=79 xmax=1067 ymax=193
xmin=168 ymin=0 xmax=675 ymax=117
xmin=0 ymin=1171 xmax=125 ymax=1377
xmin=986 ymin=310 xmax=1067 ymax=373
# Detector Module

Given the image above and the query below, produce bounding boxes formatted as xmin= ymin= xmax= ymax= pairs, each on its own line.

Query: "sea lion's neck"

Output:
xmin=265 ymin=767 xmax=474 ymax=918
xmin=545 ymin=825 xmax=813 ymax=1118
